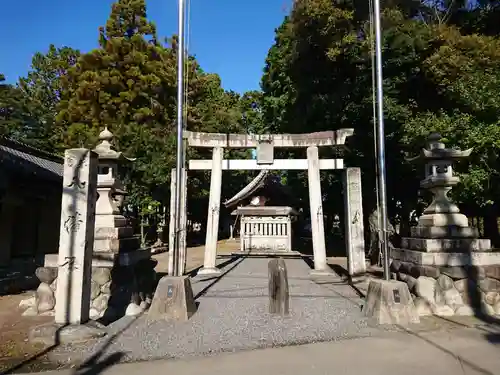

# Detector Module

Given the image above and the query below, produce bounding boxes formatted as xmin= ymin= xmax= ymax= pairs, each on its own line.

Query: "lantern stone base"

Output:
xmin=20 ymin=251 xmax=157 ymax=321
xmin=391 ymin=248 xmax=500 ymax=317
xmin=400 ymin=237 xmax=492 ymax=253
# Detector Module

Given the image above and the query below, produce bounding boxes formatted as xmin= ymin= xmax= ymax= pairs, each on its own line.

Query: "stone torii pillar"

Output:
xmin=198 ymin=146 xmax=223 ymax=275
xmin=307 ymin=146 xmax=330 ymax=275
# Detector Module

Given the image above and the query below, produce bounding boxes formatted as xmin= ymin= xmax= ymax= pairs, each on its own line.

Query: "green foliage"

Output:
xmin=18 ymin=45 xmax=80 ymax=151
xmin=0 ymin=74 xmax=40 ymax=140
xmin=261 ymin=0 xmax=500 ymax=221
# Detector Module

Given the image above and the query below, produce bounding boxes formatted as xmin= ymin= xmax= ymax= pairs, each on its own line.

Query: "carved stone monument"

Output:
xmin=55 ymin=149 xmax=98 ymax=325
xmin=29 ymin=149 xmax=105 ymax=345
xmin=392 ymin=133 xmax=500 ymax=316
xmin=343 ymin=167 xmax=366 ymax=276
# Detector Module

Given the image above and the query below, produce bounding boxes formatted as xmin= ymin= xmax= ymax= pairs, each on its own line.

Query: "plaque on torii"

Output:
xmin=256 ymin=136 xmax=274 ymax=165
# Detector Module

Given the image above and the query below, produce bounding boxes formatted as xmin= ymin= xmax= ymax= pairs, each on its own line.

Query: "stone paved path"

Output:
xmin=30 ymin=327 xmax=500 ymax=375
xmin=48 ymin=256 xmax=384 ymax=366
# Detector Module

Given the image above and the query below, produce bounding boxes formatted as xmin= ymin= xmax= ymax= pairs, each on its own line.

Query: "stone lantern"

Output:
xmin=409 ymin=133 xmax=476 ymax=238
xmin=93 ymin=127 xmax=139 ymax=252
xmin=389 ymin=133 xmax=500 ymax=317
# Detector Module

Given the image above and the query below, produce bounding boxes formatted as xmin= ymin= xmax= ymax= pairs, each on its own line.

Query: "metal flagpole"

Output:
xmin=173 ymin=0 xmax=186 ymax=277
xmin=373 ymin=0 xmax=390 ymax=280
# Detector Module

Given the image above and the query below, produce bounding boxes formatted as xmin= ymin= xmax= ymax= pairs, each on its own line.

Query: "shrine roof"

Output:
xmin=0 ymin=137 xmax=63 ymax=182
xmin=231 ymin=206 xmax=298 ymax=216
xmin=224 ymin=170 xmax=270 ymax=208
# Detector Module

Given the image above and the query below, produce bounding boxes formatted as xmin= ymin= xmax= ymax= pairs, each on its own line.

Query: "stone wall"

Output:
xmin=391 ymin=260 xmax=500 ymax=316
xmin=21 ymin=258 xmax=157 ymax=320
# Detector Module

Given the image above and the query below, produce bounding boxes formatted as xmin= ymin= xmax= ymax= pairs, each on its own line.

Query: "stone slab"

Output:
xmin=391 ymin=248 xmax=500 ymax=266
xmin=94 ymin=226 xmax=134 ymax=240
xmin=185 ymin=129 xmax=353 ymax=148
xmin=363 ymin=279 xmax=420 ymax=325
xmin=93 ymin=236 xmax=141 ymax=253
xmin=411 ymin=226 xmax=478 ymax=239
xmin=189 ymin=158 xmax=344 ymax=170
xmin=29 ymin=321 xmax=106 ymax=346
xmin=401 ymin=237 xmax=492 ymax=252
xmin=148 ymin=275 xmax=197 ymax=321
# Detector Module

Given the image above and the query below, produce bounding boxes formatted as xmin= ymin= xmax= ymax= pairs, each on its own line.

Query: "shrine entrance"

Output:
xmin=168 ymin=130 xmax=366 ymax=278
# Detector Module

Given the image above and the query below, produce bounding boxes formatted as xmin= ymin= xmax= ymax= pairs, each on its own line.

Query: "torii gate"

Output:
xmin=168 ymin=129 xmax=366 ymax=278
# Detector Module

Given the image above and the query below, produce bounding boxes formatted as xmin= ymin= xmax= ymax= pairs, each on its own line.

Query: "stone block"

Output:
xmin=363 ymin=279 xmax=420 ymax=325
xmin=268 ymin=258 xmax=290 ymax=315
xmin=148 ymin=275 xmax=197 ymax=321
xmin=401 ymin=237 xmax=491 ymax=252
xmin=410 ymin=226 xmax=478 ymax=239
xmin=29 ymin=321 xmax=106 ymax=346
xmin=93 ymin=236 xmax=140 ymax=253
xmin=417 ymin=213 xmax=469 ymax=228
xmin=35 ymin=267 xmax=58 ymax=284
xmin=410 ymin=264 xmax=440 ymax=279
xmin=441 ymin=266 xmax=468 ymax=279
xmin=484 ymin=265 xmax=500 ymax=281
xmin=391 ymin=247 xmax=500 ymax=267
xmin=390 ymin=260 xmax=402 ymax=272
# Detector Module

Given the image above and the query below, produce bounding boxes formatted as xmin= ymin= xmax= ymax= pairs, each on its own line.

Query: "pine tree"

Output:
xmin=56 ymin=0 xmax=178 ymax=204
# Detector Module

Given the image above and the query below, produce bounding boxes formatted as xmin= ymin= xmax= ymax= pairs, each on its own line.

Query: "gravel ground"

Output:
xmin=48 ymin=257 xmax=388 ymax=365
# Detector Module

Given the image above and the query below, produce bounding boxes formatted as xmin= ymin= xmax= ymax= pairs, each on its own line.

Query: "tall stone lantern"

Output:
xmin=408 ymin=133 xmax=477 ymax=238
xmin=389 ymin=133 xmax=500 ymax=318
xmin=93 ymin=127 xmax=139 ymax=252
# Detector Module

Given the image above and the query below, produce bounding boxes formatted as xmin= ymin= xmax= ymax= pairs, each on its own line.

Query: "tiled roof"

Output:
xmin=0 ymin=138 xmax=63 ymax=181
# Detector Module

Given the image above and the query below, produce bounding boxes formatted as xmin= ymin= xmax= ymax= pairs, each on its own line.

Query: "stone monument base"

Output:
xmin=148 ymin=275 xmax=197 ymax=321
xmin=29 ymin=321 xmax=106 ymax=346
xmin=20 ymin=251 xmax=156 ymax=321
xmin=390 ymin=250 xmax=500 ymax=317
xmin=363 ymin=279 xmax=420 ymax=325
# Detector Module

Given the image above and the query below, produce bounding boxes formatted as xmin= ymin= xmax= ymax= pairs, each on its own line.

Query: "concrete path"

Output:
xmin=28 ymin=327 xmax=500 ymax=375
xmin=47 ymin=257 xmax=384 ymax=365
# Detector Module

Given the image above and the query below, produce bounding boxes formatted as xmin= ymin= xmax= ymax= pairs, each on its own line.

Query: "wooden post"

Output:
xmin=268 ymin=258 xmax=289 ymax=315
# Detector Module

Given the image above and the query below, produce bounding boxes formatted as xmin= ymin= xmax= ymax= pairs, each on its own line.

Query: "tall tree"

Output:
xmin=261 ymin=0 xmax=500 ymax=235
xmin=18 ymin=45 xmax=80 ymax=150
xmin=0 ymin=74 xmax=39 ymax=140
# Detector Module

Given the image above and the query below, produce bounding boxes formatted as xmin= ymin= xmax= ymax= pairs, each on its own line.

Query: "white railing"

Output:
xmin=240 ymin=216 xmax=292 ymax=252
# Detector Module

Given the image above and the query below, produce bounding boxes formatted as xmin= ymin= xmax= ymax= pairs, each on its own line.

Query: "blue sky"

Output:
xmin=0 ymin=0 xmax=291 ymax=93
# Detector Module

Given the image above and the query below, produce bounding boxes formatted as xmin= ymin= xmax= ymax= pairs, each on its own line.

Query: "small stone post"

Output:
xmin=268 ymin=258 xmax=289 ymax=315
xmin=307 ymin=146 xmax=331 ymax=275
xmin=343 ymin=167 xmax=366 ymax=277
xmin=199 ymin=147 xmax=223 ymax=275
xmin=55 ymin=149 xmax=98 ymax=325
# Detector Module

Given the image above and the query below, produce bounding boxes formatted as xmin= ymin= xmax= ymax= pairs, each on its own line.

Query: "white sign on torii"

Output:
xmin=168 ymin=129 xmax=366 ymax=277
